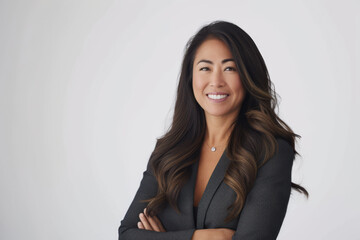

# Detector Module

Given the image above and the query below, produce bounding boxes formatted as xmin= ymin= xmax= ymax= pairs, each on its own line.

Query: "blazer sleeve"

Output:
xmin=232 ymin=138 xmax=295 ymax=240
xmin=118 ymin=159 xmax=196 ymax=240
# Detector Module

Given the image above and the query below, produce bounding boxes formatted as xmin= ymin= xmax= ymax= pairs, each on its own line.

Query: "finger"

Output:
xmin=144 ymin=208 xmax=166 ymax=232
xmin=139 ymin=213 xmax=153 ymax=231
xmin=152 ymin=215 xmax=166 ymax=232
xmin=137 ymin=221 xmax=144 ymax=229
xmin=144 ymin=209 xmax=161 ymax=232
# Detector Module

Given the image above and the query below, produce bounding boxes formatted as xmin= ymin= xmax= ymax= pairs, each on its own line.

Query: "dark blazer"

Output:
xmin=118 ymin=138 xmax=294 ymax=240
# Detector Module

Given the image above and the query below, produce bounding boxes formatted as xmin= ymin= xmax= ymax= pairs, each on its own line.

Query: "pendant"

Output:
xmin=211 ymin=147 xmax=216 ymax=152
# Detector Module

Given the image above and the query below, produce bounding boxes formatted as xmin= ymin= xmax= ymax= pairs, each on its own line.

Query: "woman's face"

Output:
xmin=192 ymin=38 xmax=245 ymax=120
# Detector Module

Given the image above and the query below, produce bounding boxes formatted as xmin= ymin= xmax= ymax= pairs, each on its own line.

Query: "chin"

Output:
xmin=205 ymin=111 xmax=231 ymax=118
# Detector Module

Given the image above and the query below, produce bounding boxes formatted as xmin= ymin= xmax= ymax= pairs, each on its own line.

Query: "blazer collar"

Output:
xmin=189 ymin=149 xmax=231 ymax=229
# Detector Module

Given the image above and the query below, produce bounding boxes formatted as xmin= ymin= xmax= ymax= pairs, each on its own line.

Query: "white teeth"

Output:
xmin=207 ymin=94 xmax=228 ymax=100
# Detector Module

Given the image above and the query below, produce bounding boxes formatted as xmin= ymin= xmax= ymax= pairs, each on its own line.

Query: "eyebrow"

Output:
xmin=196 ymin=58 xmax=235 ymax=65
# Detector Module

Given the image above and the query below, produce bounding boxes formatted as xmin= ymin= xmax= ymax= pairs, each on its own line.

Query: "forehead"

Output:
xmin=194 ymin=38 xmax=233 ymax=61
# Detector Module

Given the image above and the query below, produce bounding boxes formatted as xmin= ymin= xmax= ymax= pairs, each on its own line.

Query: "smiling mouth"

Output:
xmin=206 ymin=93 xmax=229 ymax=100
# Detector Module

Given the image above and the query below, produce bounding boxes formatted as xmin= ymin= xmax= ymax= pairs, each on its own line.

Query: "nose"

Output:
xmin=209 ymin=67 xmax=225 ymax=87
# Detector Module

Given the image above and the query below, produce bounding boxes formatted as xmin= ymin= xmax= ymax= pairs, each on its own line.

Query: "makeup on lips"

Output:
xmin=206 ymin=92 xmax=229 ymax=102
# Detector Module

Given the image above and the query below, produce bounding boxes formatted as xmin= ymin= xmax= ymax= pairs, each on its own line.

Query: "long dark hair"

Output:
xmin=143 ymin=20 xmax=308 ymax=222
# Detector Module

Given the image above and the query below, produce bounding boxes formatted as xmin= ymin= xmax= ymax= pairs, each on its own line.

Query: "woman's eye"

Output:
xmin=225 ymin=67 xmax=236 ymax=71
xmin=199 ymin=67 xmax=209 ymax=71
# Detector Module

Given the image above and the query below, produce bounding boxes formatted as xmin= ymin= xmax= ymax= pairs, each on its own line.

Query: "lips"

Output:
xmin=206 ymin=92 xmax=229 ymax=101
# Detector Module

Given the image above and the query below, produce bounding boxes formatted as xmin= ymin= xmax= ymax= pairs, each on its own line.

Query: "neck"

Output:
xmin=204 ymin=114 xmax=237 ymax=147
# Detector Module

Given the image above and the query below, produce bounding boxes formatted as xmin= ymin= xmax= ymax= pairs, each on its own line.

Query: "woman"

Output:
xmin=118 ymin=20 xmax=308 ymax=240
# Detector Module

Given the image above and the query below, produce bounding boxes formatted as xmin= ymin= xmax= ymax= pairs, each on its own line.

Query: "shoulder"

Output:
xmin=275 ymin=137 xmax=295 ymax=161
xmin=257 ymin=137 xmax=295 ymax=177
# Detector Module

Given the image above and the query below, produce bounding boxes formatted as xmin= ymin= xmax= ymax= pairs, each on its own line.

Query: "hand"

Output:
xmin=220 ymin=228 xmax=235 ymax=239
xmin=192 ymin=228 xmax=235 ymax=240
xmin=137 ymin=208 xmax=166 ymax=232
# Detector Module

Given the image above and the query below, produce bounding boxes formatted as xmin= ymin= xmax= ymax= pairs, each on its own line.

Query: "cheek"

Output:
xmin=192 ymin=75 xmax=205 ymax=96
xmin=230 ymin=78 xmax=246 ymax=102
xmin=232 ymin=77 xmax=244 ymax=93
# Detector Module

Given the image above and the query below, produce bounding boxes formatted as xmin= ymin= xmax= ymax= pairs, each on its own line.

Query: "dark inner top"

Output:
xmin=193 ymin=206 xmax=198 ymax=223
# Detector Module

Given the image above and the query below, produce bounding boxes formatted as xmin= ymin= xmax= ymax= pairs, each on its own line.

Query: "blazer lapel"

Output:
xmin=177 ymin=158 xmax=200 ymax=227
xmin=194 ymin=149 xmax=231 ymax=229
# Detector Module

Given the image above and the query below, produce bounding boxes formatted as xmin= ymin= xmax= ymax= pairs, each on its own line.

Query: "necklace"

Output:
xmin=205 ymin=141 xmax=226 ymax=152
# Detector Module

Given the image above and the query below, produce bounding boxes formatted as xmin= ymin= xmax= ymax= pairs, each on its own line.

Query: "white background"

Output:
xmin=0 ymin=0 xmax=359 ymax=239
